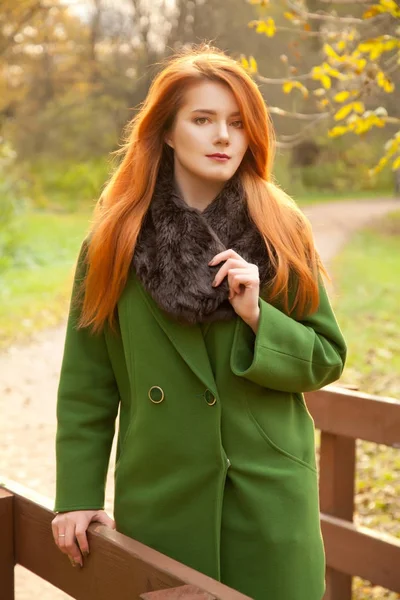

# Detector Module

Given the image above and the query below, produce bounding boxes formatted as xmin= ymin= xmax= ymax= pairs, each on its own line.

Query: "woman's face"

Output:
xmin=165 ymin=80 xmax=249 ymax=183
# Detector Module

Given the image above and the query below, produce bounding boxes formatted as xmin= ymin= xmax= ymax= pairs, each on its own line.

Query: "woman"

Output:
xmin=51 ymin=45 xmax=347 ymax=600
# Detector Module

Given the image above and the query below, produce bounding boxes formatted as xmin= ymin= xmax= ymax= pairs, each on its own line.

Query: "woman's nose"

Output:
xmin=216 ymin=122 xmax=230 ymax=142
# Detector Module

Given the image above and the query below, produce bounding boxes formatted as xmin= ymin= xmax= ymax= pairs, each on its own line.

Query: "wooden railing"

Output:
xmin=306 ymin=386 xmax=400 ymax=600
xmin=0 ymin=481 xmax=250 ymax=600
xmin=1 ymin=385 xmax=400 ymax=600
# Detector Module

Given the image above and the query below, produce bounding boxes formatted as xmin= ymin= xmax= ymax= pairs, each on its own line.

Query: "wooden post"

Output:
xmin=319 ymin=433 xmax=356 ymax=600
xmin=0 ymin=489 xmax=15 ymax=600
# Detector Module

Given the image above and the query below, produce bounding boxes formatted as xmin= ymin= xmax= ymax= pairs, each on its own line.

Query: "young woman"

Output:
xmin=51 ymin=45 xmax=347 ymax=600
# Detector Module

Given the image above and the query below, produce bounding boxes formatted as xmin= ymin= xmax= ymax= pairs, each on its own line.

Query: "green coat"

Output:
xmin=55 ymin=243 xmax=347 ymax=600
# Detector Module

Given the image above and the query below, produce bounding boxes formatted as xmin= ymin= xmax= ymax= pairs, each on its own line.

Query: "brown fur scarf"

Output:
xmin=132 ymin=160 xmax=274 ymax=325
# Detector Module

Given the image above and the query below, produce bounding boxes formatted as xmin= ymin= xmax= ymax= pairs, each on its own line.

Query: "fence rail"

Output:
xmin=306 ymin=386 xmax=400 ymax=600
xmin=1 ymin=385 xmax=400 ymax=600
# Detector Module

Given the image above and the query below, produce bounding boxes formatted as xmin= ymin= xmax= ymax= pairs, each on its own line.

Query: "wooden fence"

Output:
xmin=306 ymin=386 xmax=400 ymax=600
xmin=1 ymin=385 xmax=400 ymax=600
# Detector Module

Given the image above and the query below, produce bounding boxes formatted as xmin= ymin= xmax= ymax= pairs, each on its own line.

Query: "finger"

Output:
xmin=62 ymin=521 xmax=83 ymax=567
xmin=228 ymin=269 xmax=259 ymax=295
xmin=75 ymin=525 xmax=90 ymax=557
xmin=209 ymin=248 xmax=242 ymax=266
xmin=52 ymin=524 xmax=67 ymax=549
xmin=212 ymin=259 xmax=246 ymax=287
xmin=93 ymin=512 xmax=116 ymax=529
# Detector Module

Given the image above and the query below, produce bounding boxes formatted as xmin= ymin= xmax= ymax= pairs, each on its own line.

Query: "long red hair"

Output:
xmin=78 ymin=44 xmax=328 ymax=333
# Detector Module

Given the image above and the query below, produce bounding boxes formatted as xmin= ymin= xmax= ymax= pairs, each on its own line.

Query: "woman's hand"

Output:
xmin=51 ymin=509 xmax=116 ymax=568
xmin=209 ymin=249 xmax=260 ymax=332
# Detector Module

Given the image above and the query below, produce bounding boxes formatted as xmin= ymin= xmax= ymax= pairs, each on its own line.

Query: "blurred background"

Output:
xmin=0 ymin=1 xmax=399 ymax=598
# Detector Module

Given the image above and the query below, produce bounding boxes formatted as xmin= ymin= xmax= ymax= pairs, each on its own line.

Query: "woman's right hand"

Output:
xmin=51 ymin=509 xmax=116 ymax=567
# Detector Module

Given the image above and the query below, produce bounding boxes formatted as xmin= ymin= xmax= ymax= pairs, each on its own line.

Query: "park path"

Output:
xmin=0 ymin=197 xmax=399 ymax=599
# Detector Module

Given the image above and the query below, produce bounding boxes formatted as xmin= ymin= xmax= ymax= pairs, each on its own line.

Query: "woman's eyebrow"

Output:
xmin=191 ymin=109 xmax=241 ymax=117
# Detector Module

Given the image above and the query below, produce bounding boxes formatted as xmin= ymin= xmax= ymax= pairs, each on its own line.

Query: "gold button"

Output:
xmin=204 ymin=389 xmax=216 ymax=406
xmin=148 ymin=386 xmax=165 ymax=404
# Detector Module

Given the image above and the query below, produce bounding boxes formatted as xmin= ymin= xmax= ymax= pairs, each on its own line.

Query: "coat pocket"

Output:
xmin=243 ymin=388 xmax=318 ymax=473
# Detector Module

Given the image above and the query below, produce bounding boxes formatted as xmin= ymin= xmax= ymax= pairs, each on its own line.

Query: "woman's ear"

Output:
xmin=164 ymin=137 xmax=174 ymax=149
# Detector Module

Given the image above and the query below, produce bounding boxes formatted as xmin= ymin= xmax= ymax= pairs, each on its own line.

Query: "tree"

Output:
xmin=240 ymin=0 xmax=400 ymax=176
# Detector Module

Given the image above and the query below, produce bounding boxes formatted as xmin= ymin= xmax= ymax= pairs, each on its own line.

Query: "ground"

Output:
xmin=0 ymin=197 xmax=399 ymax=599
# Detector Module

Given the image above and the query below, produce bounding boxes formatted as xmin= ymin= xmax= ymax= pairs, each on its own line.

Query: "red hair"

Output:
xmin=78 ymin=44 xmax=328 ymax=333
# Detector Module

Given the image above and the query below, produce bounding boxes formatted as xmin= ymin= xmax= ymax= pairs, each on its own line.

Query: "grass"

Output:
xmin=329 ymin=210 xmax=400 ymax=600
xmin=0 ymin=210 xmax=91 ymax=349
xmin=295 ymin=188 xmax=394 ymax=207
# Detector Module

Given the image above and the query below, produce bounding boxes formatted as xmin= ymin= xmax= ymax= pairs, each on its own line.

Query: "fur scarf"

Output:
xmin=131 ymin=161 xmax=274 ymax=325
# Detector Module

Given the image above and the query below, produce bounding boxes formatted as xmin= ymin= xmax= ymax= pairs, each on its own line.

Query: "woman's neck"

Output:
xmin=173 ymin=161 xmax=226 ymax=213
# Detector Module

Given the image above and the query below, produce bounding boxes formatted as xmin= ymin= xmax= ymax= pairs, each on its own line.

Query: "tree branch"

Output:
xmin=269 ymin=106 xmax=330 ymax=120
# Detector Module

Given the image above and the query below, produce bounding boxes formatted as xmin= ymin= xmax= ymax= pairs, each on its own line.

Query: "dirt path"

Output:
xmin=0 ymin=197 xmax=398 ymax=599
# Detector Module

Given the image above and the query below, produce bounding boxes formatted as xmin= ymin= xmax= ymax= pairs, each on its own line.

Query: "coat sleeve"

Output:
xmin=230 ymin=274 xmax=347 ymax=393
xmin=54 ymin=241 xmax=120 ymax=513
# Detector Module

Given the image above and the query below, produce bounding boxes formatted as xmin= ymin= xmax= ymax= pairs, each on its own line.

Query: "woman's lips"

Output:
xmin=206 ymin=154 xmax=230 ymax=162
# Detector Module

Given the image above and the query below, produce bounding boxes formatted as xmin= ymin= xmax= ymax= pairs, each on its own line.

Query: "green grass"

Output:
xmin=332 ymin=211 xmax=400 ymax=398
xmin=329 ymin=210 xmax=400 ymax=600
xmin=295 ymin=189 xmax=394 ymax=207
xmin=0 ymin=210 xmax=91 ymax=348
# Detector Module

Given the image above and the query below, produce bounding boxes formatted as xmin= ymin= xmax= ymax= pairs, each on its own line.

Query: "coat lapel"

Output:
xmin=135 ymin=276 xmax=217 ymax=394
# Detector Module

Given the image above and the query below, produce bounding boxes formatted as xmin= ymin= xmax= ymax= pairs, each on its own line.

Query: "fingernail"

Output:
xmin=69 ymin=558 xmax=77 ymax=568
xmin=83 ymin=550 xmax=89 ymax=558
xmin=209 ymin=259 xmax=215 ymax=266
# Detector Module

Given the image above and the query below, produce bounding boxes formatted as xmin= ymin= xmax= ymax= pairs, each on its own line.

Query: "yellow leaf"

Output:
xmin=328 ymin=125 xmax=349 ymax=138
xmin=313 ymin=88 xmax=326 ymax=97
xmin=384 ymin=79 xmax=395 ymax=93
xmin=283 ymin=81 xmax=293 ymax=94
xmin=264 ymin=17 xmax=276 ymax=37
xmin=321 ymin=75 xmax=331 ymax=89
xmin=380 ymin=0 xmax=400 ymax=17
xmin=284 ymin=12 xmax=295 ymax=20
xmin=256 ymin=22 xmax=267 ymax=34
xmin=353 ymin=101 xmax=365 ymax=114
xmin=241 ymin=57 xmax=249 ymax=70
xmin=334 ymin=103 xmax=355 ymax=121
xmin=311 ymin=66 xmax=323 ymax=78
xmin=249 ymin=56 xmax=258 ymax=74
xmin=392 ymin=156 xmax=400 ymax=170
xmin=337 ymin=40 xmax=346 ymax=52
xmin=323 ymin=44 xmax=339 ymax=60
xmin=334 ymin=91 xmax=351 ymax=103
xmin=282 ymin=80 xmax=309 ymax=98
xmin=363 ymin=6 xmax=383 ymax=19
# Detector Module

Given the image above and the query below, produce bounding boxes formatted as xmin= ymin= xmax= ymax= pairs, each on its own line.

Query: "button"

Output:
xmin=148 ymin=386 xmax=165 ymax=404
xmin=204 ymin=389 xmax=216 ymax=406
xmin=227 ymin=458 xmax=231 ymax=468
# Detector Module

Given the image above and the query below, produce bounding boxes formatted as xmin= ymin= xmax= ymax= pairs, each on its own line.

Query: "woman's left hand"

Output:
xmin=209 ymin=249 xmax=260 ymax=332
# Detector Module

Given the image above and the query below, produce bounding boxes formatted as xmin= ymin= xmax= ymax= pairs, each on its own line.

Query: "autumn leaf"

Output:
xmin=282 ymin=80 xmax=309 ymax=98
xmin=334 ymin=91 xmax=351 ymax=103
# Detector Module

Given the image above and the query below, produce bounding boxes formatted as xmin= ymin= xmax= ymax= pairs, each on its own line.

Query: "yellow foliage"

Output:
xmin=282 ymin=80 xmax=309 ymax=98
xmin=333 ymin=91 xmax=351 ymax=103
xmin=363 ymin=0 xmax=400 ymax=18
xmin=328 ymin=125 xmax=350 ymax=138
xmin=376 ymin=70 xmax=395 ymax=92
xmin=283 ymin=12 xmax=296 ymax=21
xmin=392 ymin=156 xmax=400 ymax=171
xmin=334 ymin=101 xmax=365 ymax=121
xmin=249 ymin=56 xmax=258 ymax=74
xmin=249 ymin=18 xmax=276 ymax=37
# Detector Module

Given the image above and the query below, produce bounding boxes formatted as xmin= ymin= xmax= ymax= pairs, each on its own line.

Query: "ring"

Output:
xmin=58 ymin=534 xmax=66 ymax=537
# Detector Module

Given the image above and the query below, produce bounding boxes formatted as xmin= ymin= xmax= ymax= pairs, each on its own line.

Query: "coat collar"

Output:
xmin=133 ymin=272 xmax=219 ymax=395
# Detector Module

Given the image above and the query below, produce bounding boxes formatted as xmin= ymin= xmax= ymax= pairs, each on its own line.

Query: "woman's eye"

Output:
xmin=194 ymin=117 xmax=208 ymax=124
xmin=231 ymin=121 xmax=244 ymax=128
